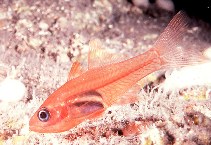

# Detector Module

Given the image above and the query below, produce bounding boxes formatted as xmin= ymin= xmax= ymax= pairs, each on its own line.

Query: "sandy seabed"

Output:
xmin=0 ymin=0 xmax=211 ymax=144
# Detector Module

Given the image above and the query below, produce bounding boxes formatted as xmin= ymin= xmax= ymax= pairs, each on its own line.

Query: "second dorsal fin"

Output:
xmin=88 ymin=39 xmax=127 ymax=69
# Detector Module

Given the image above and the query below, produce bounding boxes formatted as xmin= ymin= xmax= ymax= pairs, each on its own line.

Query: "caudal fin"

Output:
xmin=152 ymin=11 xmax=207 ymax=68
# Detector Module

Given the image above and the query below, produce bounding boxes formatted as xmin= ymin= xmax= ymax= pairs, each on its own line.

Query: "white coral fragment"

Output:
xmin=0 ymin=79 xmax=26 ymax=102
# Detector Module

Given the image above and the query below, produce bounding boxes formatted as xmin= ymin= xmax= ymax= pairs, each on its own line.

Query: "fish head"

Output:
xmin=29 ymin=87 xmax=105 ymax=133
xmin=29 ymin=102 xmax=68 ymax=133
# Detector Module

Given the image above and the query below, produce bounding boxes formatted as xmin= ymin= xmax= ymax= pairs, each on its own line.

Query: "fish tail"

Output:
xmin=152 ymin=11 xmax=207 ymax=68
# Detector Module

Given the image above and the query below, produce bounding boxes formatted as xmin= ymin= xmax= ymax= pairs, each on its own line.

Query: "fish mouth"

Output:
xmin=29 ymin=122 xmax=55 ymax=133
xmin=29 ymin=126 xmax=55 ymax=133
xmin=29 ymin=125 xmax=42 ymax=133
xmin=29 ymin=114 xmax=47 ymax=133
xmin=29 ymin=123 xmax=42 ymax=133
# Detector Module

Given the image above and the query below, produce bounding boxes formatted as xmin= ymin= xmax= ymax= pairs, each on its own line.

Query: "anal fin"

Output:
xmin=115 ymin=84 xmax=141 ymax=105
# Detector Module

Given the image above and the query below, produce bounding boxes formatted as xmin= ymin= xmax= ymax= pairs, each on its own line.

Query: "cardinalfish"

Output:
xmin=29 ymin=11 xmax=206 ymax=133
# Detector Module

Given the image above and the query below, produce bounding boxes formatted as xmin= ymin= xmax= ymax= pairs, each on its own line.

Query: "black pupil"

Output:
xmin=38 ymin=108 xmax=50 ymax=122
xmin=149 ymin=0 xmax=156 ymax=4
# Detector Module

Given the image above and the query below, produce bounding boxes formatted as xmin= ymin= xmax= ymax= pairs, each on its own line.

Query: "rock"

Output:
xmin=57 ymin=17 xmax=68 ymax=28
xmin=0 ymin=79 xmax=26 ymax=102
xmin=39 ymin=21 xmax=49 ymax=30
xmin=28 ymin=38 xmax=42 ymax=48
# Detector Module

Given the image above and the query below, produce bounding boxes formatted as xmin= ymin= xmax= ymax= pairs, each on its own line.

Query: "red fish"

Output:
xmin=29 ymin=11 xmax=205 ymax=133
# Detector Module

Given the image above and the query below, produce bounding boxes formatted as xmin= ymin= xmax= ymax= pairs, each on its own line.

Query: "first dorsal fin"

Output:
xmin=88 ymin=39 xmax=126 ymax=69
xmin=68 ymin=61 xmax=85 ymax=81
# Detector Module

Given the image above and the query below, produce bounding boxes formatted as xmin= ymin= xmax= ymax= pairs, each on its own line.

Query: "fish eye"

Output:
xmin=37 ymin=108 xmax=50 ymax=122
